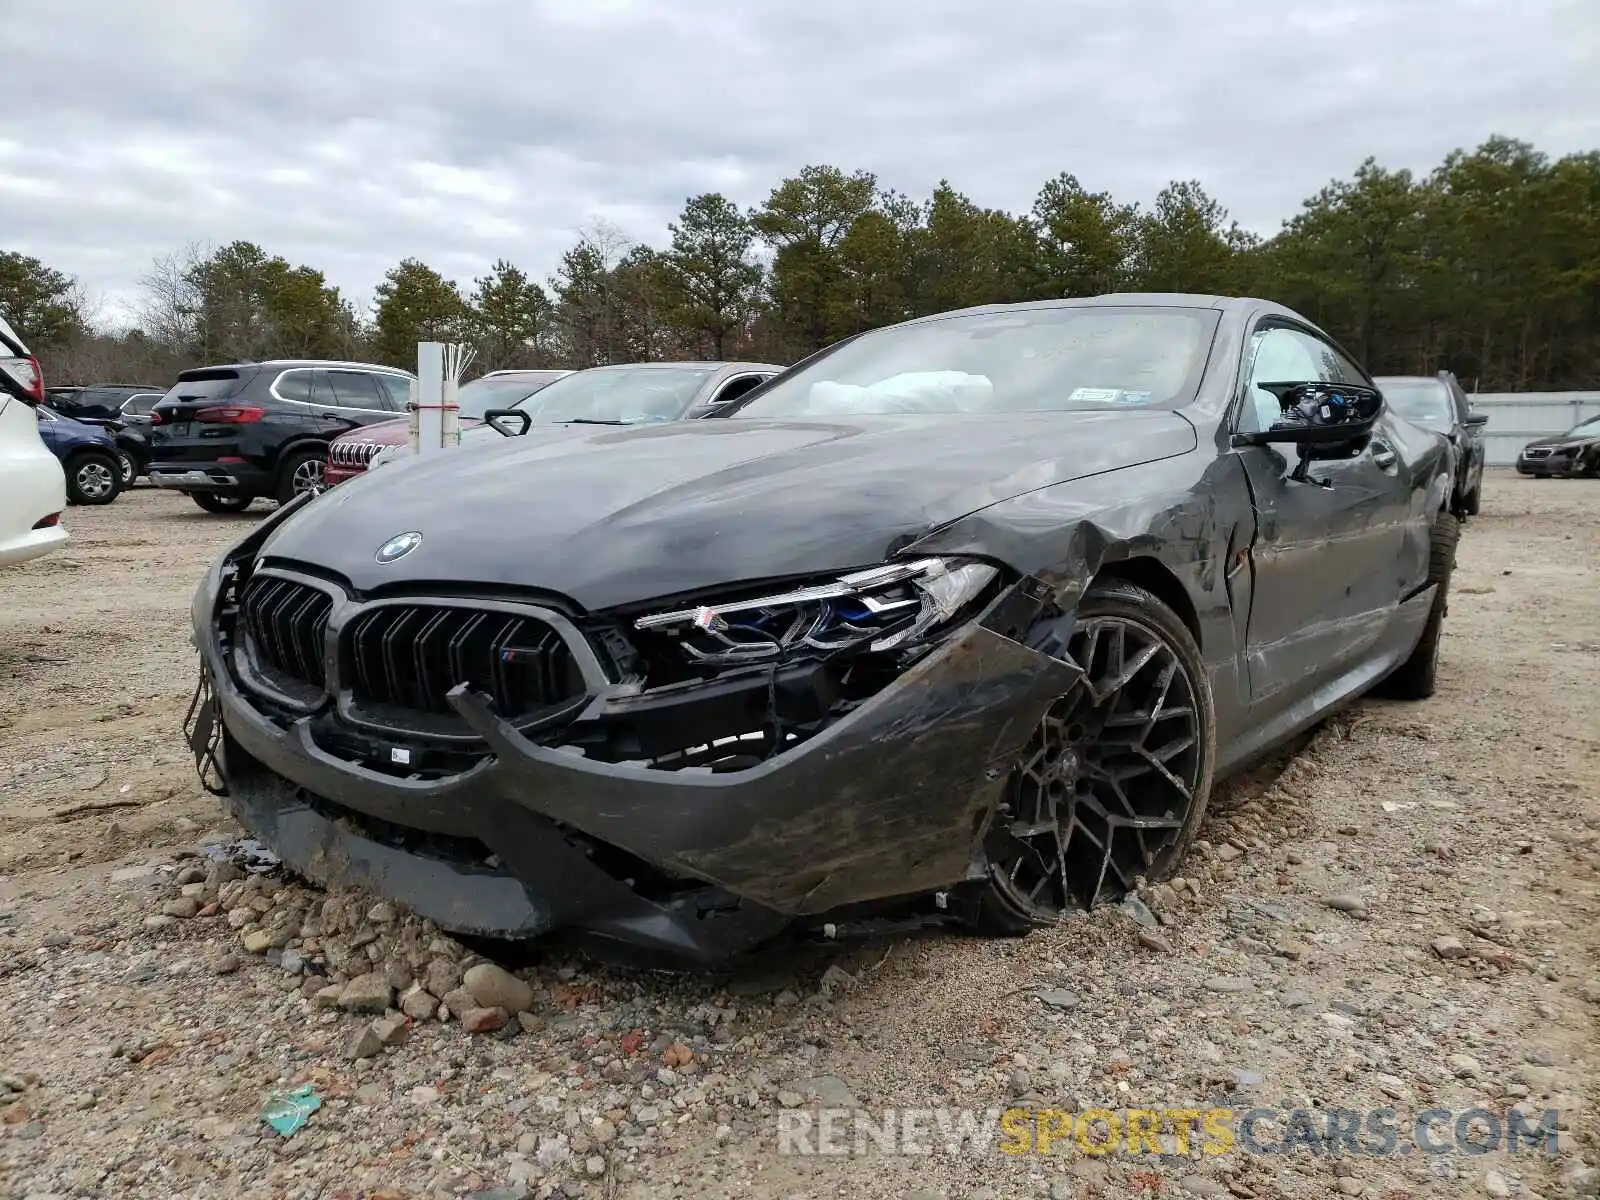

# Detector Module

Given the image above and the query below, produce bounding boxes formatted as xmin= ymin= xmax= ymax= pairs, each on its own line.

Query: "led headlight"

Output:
xmin=634 ymin=557 xmax=999 ymax=665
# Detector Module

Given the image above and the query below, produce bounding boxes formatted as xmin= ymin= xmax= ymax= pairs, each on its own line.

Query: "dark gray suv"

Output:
xmin=147 ymin=359 xmax=415 ymax=513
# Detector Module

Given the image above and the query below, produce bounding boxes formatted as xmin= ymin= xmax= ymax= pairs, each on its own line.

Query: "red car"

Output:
xmin=323 ymin=369 xmax=571 ymax=487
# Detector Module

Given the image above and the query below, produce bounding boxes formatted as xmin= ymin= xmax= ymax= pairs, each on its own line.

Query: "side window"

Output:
xmin=328 ymin=370 xmax=384 ymax=410
xmin=374 ymin=374 xmax=413 ymax=411
xmin=274 ymin=370 xmax=313 ymax=404
xmin=710 ymin=374 xmax=769 ymax=406
xmin=1239 ymin=326 xmax=1363 ymax=434
xmin=308 ymin=370 xmax=336 ymax=407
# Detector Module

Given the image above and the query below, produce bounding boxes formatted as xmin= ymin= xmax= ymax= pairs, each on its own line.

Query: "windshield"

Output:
xmin=454 ymin=375 xmax=564 ymax=420
xmin=730 ymin=306 xmax=1219 ymax=419
xmin=1566 ymin=414 xmax=1600 ymax=437
xmin=1378 ymin=379 xmax=1455 ymax=430
xmin=520 ymin=366 xmax=714 ymax=424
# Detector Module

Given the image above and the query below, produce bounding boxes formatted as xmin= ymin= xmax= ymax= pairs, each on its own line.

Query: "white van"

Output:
xmin=0 ymin=314 xmax=69 ymax=566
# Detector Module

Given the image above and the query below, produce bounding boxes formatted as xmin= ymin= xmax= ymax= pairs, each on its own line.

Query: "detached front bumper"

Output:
xmin=191 ymin=542 xmax=1074 ymax=960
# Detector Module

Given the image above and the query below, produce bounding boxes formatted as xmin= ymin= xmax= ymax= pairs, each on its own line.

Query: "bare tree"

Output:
xmin=137 ymin=242 xmax=208 ymax=350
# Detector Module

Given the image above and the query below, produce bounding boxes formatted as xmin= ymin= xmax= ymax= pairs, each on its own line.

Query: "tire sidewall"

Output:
xmin=982 ymin=581 xmax=1217 ymax=928
xmin=66 ymin=453 xmax=121 ymax=505
xmin=276 ymin=450 xmax=325 ymax=505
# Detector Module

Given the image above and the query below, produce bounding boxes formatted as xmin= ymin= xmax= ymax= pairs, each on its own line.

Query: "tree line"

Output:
xmin=5 ymin=136 xmax=1597 ymax=393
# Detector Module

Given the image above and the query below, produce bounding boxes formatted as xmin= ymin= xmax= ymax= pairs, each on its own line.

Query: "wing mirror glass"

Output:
xmin=483 ymin=408 xmax=532 ymax=437
xmin=1234 ymin=381 xmax=1384 ymax=451
xmin=1465 ymin=412 xmax=1489 ymax=428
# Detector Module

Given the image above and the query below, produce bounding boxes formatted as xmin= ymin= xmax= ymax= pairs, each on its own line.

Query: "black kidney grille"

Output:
xmin=241 ymin=576 xmax=332 ymax=691
xmin=345 ymin=605 xmax=584 ymax=719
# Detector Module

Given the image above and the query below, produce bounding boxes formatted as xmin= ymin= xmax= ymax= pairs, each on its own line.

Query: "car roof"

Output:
xmin=48 ymin=382 xmax=165 ymax=392
xmin=575 ymin=361 xmax=784 ymax=373
xmin=887 ymin=292 xmax=1301 ymax=325
xmin=180 ymin=359 xmax=415 ymax=375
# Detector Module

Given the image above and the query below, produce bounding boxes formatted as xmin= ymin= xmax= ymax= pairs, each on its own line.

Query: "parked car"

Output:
xmin=147 ymin=359 xmax=416 ymax=512
xmin=35 ymin=406 xmax=125 ymax=504
xmin=43 ymin=384 xmax=163 ymax=486
xmin=324 ymin=368 xmax=571 ymax=487
xmin=1516 ymin=413 xmax=1600 ymax=478
xmin=1373 ymin=372 xmax=1489 ymax=516
xmin=185 ymin=294 xmax=1457 ymax=964
xmin=0 ymin=315 xmax=69 ymax=566
xmin=45 ymin=384 xmax=166 ymax=423
xmin=330 ymin=362 xmax=781 ymax=486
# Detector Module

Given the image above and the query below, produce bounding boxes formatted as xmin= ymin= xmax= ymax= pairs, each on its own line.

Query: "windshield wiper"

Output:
xmin=562 ymin=418 xmax=629 ymax=425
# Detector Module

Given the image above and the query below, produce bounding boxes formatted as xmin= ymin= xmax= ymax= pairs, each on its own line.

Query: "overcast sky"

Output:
xmin=4 ymin=0 xmax=1597 ymax=325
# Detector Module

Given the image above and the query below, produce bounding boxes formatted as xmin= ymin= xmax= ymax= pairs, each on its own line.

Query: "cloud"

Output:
xmin=4 ymin=0 xmax=1597 ymax=326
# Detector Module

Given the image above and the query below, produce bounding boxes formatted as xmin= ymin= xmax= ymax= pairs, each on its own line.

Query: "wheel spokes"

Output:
xmin=992 ymin=612 xmax=1204 ymax=917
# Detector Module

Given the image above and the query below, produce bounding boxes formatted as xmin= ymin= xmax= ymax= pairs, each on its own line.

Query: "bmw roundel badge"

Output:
xmin=375 ymin=531 xmax=422 ymax=563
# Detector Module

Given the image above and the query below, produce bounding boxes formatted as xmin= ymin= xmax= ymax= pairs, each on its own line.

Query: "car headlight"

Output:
xmin=633 ymin=556 xmax=1000 ymax=665
xmin=369 ymin=445 xmax=403 ymax=469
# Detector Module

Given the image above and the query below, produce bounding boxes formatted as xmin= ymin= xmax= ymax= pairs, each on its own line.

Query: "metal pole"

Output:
xmin=415 ymin=342 xmax=444 ymax=457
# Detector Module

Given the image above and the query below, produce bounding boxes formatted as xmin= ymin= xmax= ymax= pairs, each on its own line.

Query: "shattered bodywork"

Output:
xmin=187 ymin=295 xmax=1455 ymax=962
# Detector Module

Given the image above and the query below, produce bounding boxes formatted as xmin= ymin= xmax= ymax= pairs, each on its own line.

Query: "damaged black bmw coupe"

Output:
xmin=186 ymin=294 xmax=1457 ymax=963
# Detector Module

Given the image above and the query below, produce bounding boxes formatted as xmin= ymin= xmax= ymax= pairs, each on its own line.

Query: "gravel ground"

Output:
xmin=0 ymin=476 xmax=1596 ymax=1200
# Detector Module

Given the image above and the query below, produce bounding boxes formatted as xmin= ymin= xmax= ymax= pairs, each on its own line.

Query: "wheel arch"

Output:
xmin=1088 ymin=556 xmax=1202 ymax=651
xmin=274 ymin=438 xmax=331 ymax=478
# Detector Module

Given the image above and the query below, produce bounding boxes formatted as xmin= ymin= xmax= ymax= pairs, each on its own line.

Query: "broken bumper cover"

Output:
xmin=194 ymin=568 xmax=1076 ymax=961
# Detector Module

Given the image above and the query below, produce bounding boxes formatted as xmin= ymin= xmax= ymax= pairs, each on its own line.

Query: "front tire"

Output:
xmin=1463 ymin=485 xmax=1481 ymax=516
xmin=976 ymin=580 xmax=1216 ymax=934
xmin=64 ymin=452 xmax=122 ymax=505
xmin=1374 ymin=511 xmax=1459 ymax=701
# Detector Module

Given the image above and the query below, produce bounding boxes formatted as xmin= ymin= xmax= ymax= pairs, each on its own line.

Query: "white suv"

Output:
xmin=0 ymin=315 xmax=69 ymax=567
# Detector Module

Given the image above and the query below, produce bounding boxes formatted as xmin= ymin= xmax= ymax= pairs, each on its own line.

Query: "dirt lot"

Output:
xmin=0 ymin=476 xmax=1596 ymax=1200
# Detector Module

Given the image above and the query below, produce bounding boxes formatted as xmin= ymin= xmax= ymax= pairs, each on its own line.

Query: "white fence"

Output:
xmin=1465 ymin=391 xmax=1600 ymax=466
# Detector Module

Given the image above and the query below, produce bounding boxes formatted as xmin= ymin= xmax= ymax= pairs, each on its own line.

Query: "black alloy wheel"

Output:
xmin=979 ymin=581 xmax=1214 ymax=932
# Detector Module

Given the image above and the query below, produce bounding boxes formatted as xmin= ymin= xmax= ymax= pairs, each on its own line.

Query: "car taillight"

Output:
xmin=195 ymin=405 xmax=266 ymax=424
xmin=0 ymin=355 xmax=45 ymax=404
xmin=149 ymin=410 xmax=162 ymax=424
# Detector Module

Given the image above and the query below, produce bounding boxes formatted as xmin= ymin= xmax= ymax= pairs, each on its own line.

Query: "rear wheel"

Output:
xmin=116 ymin=450 xmax=138 ymax=487
xmin=189 ymin=492 xmax=254 ymax=514
xmin=976 ymin=580 xmax=1215 ymax=934
xmin=276 ymin=450 xmax=324 ymax=504
xmin=1463 ymin=485 xmax=1481 ymax=516
xmin=1375 ymin=511 xmax=1459 ymax=701
xmin=64 ymin=452 xmax=122 ymax=505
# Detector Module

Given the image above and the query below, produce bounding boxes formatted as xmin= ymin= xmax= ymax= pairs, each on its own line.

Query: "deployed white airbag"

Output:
xmin=802 ymin=370 xmax=994 ymax=415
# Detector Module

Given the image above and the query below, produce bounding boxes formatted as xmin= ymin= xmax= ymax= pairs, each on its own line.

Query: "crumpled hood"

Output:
xmin=261 ymin=411 xmax=1197 ymax=611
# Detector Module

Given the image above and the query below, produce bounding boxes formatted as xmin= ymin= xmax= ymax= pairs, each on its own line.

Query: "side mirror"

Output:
xmin=483 ymin=408 xmax=531 ymax=438
xmin=1233 ymin=381 xmax=1384 ymax=452
xmin=1465 ymin=412 xmax=1489 ymax=428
